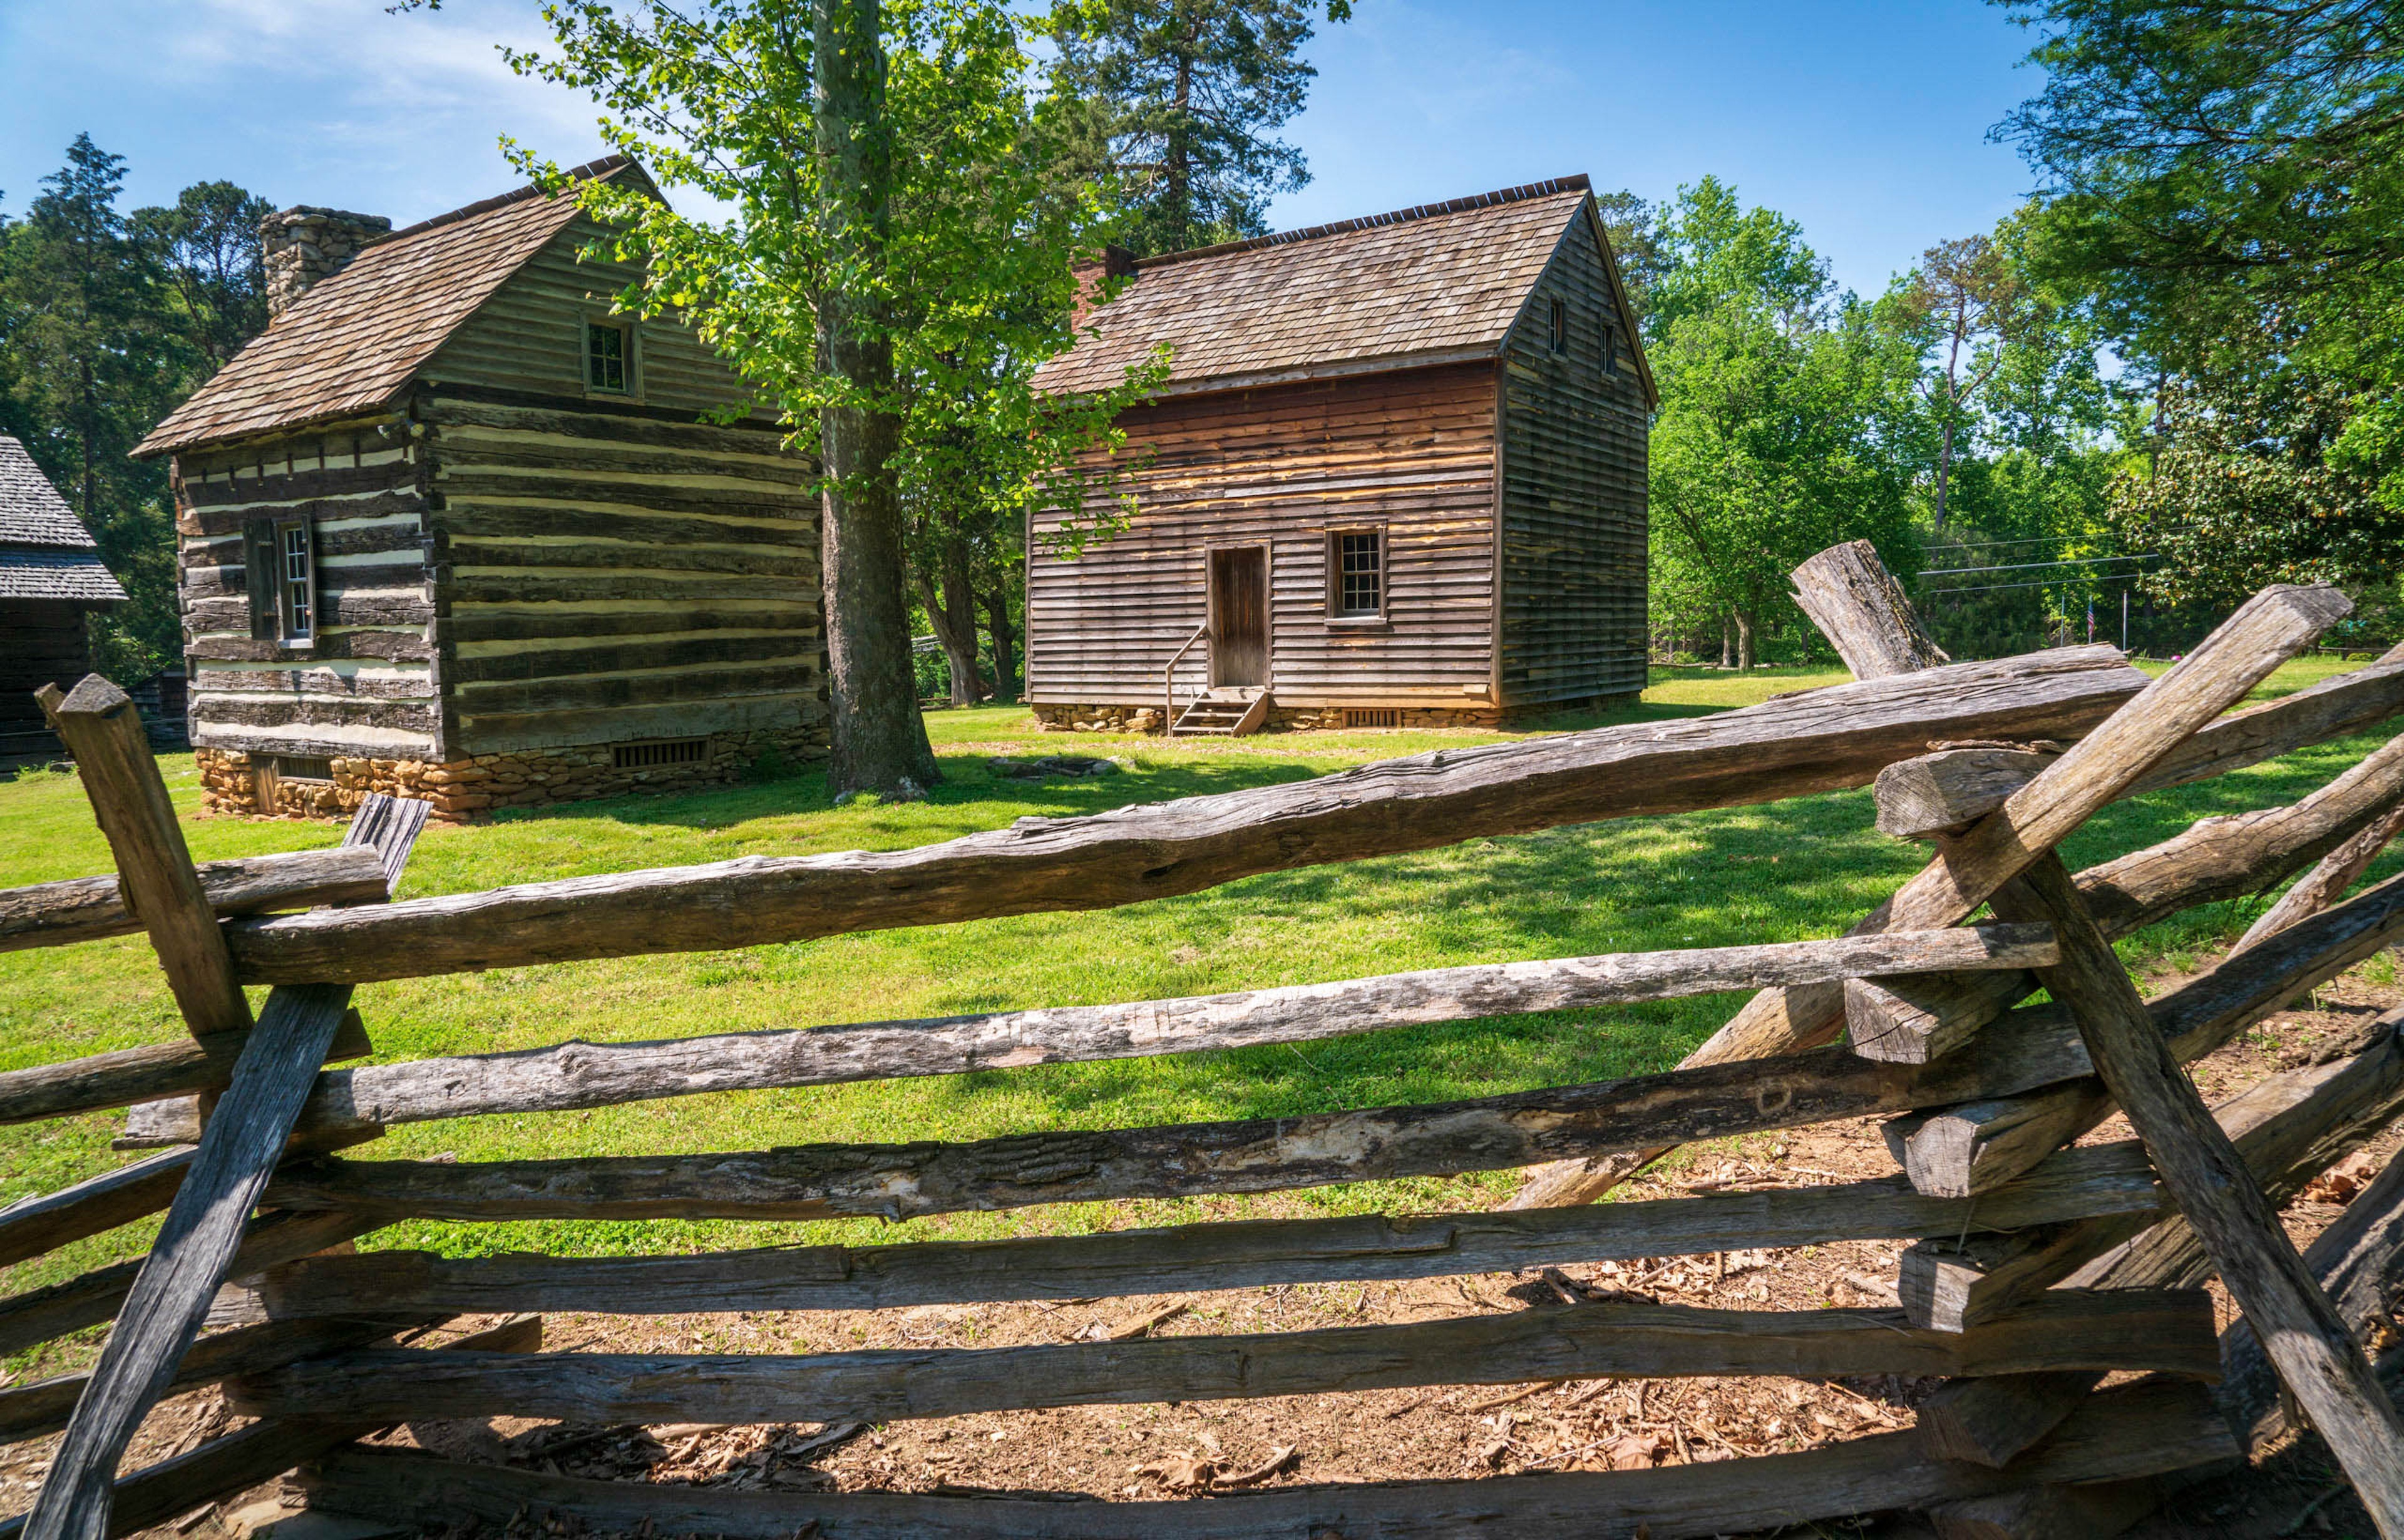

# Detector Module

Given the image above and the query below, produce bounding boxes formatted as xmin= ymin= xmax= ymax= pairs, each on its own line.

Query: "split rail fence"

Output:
xmin=11 ymin=551 xmax=2404 ymax=1537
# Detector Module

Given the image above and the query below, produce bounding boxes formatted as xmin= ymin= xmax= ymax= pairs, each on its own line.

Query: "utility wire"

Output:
xmin=1921 ymin=553 xmax=2159 ymax=578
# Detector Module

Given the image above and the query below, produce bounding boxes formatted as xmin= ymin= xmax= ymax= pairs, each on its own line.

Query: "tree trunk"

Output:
xmin=1720 ymin=617 xmax=1734 ymax=670
xmin=982 ymin=585 xmax=1017 ymax=702
xmin=914 ymin=547 xmax=983 ymax=709
xmin=1735 ymin=609 xmax=1758 ymax=672
xmin=814 ymin=0 xmax=940 ymax=796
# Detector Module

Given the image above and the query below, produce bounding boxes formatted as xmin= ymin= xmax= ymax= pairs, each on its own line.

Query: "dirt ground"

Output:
xmin=7 ymin=959 xmax=2401 ymax=1540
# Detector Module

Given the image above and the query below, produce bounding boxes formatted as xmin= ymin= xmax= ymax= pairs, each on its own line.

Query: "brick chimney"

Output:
xmin=259 ymin=206 xmax=392 ymax=321
xmin=1070 ymin=245 xmax=1138 ymax=329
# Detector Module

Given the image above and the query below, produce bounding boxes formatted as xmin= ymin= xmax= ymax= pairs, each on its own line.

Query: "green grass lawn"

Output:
xmin=3 ymin=657 xmax=2392 ymax=1379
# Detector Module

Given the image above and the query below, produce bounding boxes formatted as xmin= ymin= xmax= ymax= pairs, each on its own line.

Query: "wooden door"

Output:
xmin=1209 ymin=547 xmax=1269 ymax=688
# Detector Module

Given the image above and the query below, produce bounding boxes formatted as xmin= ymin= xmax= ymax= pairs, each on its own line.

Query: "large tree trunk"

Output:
xmin=1735 ymin=608 xmax=1758 ymax=672
xmin=982 ymin=584 xmax=1017 ymax=702
xmin=814 ymin=0 xmax=940 ymax=796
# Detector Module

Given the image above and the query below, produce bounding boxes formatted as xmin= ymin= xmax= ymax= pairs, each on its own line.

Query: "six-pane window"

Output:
xmin=1334 ymin=530 xmax=1383 ymax=618
xmin=280 ymin=521 xmax=313 ymax=640
xmin=587 ymin=321 xmax=629 ymax=392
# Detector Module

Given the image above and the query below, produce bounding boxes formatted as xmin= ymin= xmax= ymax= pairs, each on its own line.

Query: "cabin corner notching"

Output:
xmin=1025 ymin=175 xmax=1653 ymax=734
xmin=135 ymin=158 xmax=828 ymax=820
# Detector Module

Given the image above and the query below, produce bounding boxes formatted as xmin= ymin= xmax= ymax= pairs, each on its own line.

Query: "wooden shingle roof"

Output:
xmin=0 ymin=435 xmax=127 ymax=603
xmin=1033 ymin=176 xmax=1614 ymax=399
xmin=135 ymin=158 xmax=649 ymax=458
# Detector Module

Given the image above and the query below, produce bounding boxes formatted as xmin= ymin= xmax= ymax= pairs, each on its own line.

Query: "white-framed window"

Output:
xmin=280 ymin=520 xmax=314 ymax=641
xmin=1328 ymin=528 xmax=1385 ymax=620
xmin=586 ymin=319 xmax=632 ymax=393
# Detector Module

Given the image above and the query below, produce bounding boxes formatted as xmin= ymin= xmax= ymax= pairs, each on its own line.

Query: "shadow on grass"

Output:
xmin=878 ymin=728 xmax=2398 ymax=1137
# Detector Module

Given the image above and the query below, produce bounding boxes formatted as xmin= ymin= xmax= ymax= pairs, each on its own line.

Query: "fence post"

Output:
xmin=38 ymin=677 xmax=249 ymax=1039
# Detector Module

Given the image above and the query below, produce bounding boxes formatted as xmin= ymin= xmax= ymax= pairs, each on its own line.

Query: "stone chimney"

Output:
xmin=259 ymin=206 xmax=393 ymax=321
xmin=1070 ymin=245 xmax=1138 ymax=329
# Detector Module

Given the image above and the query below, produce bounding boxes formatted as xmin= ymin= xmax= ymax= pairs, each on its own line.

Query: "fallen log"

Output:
xmin=0 ymin=845 xmax=389 ymax=957
xmin=287 ymin=1378 xmax=2237 ymax=1540
xmin=217 ymin=647 xmax=2150 ymax=985
xmin=1513 ymin=632 xmax=2404 ymax=1209
xmin=222 ymin=1134 xmax=2201 ymax=1322
xmin=227 ymin=925 xmax=2053 ymax=1143
xmin=0 ymin=1315 xmax=539 ymax=1540
xmin=254 ymin=888 xmax=2404 ymax=1227
xmin=1898 ymin=1010 xmax=2404 ymax=1331
xmin=231 ymin=1290 xmax=2220 ymax=1427
xmin=1960 ymin=852 xmax=2404 ymax=1532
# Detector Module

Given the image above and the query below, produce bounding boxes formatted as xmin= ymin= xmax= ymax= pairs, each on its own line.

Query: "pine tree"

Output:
xmin=1046 ymin=0 xmax=1347 ymax=255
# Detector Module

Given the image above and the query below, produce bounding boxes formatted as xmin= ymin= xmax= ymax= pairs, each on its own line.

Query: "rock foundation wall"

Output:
xmin=1029 ymin=702 xmax=1514 ymax=734
xmin=197 ymin=725 xmax=826 ymax=821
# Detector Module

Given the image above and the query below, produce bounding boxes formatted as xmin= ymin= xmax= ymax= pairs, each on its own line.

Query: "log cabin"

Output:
xmin=1025 ymin=174 xmax=1655 ymax=735
xmin=132 ymin=158 xmax=825 ymax=820
xmin=0 ymin=434 xmax=129 ymax=766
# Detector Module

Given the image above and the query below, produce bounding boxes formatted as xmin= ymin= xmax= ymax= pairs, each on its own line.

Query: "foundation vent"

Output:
xmin=273 ymin=756 xmax=334 ymax=782
xmin=614 ymin=737 xmax=709 ymax=769
xmin=1343 ymin=709 xmax=1400 ymax=729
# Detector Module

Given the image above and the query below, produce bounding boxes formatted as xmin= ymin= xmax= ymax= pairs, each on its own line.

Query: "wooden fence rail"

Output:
xmin=9 ymin=562 xmax=2404 ymax=1540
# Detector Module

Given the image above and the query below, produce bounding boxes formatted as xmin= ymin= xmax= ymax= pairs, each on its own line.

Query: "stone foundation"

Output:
xmin=1029 ymin=701 xmax=1511 ymax=733
xmin=197 ymin=725 xmax=827 ymax=821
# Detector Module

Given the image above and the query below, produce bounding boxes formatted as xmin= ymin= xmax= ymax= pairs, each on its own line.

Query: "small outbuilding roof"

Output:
xmin=135 ymin=158 xmax=654 ymax=458
xmin=1033 ymin=175 xmax=1653 ymax=403
xmin=0 ymin=435 xmax=128 ymax=603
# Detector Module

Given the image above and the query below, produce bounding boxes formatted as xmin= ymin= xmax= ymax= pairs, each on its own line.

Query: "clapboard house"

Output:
xmin=1026 ymin=175 xmax=1655 ymax=735
xmin=1 ymin=435 xmax=129 ymax=766
xmin=134 ymin=158 xmax=825 ymax=819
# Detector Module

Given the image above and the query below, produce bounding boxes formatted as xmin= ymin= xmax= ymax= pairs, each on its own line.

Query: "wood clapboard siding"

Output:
xmin=1027 ymin=363 xmax=1498 ymax=707
xmin=1496 ymin=209 xmax=1648 ymax=708
xmin=174 ymin=418 xmax=441 ymax=760
xmin=423 ymin=394 xmax=823 ymax=757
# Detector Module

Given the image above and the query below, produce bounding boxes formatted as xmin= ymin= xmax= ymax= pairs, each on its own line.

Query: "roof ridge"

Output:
xmin=1136 ymin=175 xmax=1591 ymax=270
xmin=383 ymin=155 xmax=637 ymax=242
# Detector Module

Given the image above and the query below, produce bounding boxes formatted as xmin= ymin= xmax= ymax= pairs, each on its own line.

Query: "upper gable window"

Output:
xmin=586 ymin=320 xmax=632 ymax=393
xmin=1546 ymin=298 xmax=1568 ymax=354
xmin=1601 ymin=321 xmax=1622 ymax=376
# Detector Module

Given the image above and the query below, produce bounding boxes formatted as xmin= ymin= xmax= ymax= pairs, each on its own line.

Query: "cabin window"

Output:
xmin=1546 ymin=297 xmax=1568 ymax=354
xmin=1328 ymin=528 xmax=1385 ymax=620
xmin=586 ymin=320 xmax=632 ymax=393
xmin=246 ymin=515 xmax=316 ymax=644
xmin=280 ymin=521 xmax=315 ymax=640
xmin=1601 ymin=321 xmax=1621 ymax=376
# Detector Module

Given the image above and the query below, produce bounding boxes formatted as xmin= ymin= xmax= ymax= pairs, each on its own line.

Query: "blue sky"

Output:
xmin=1 ymin=0 xmax=2048 ymax=299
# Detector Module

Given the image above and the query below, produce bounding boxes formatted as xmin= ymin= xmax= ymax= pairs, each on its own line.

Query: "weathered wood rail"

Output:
xmin=9 ymin=560 xmax=2404 ymax=1540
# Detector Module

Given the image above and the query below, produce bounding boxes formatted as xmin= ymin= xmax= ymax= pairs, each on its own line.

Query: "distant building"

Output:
xmin=134 ymin=158 xmax=826 ymax=819
xmin=1025 ymin=175 xmax=1655 ymax=736
xmin=0 ymin=434 xmax=128 ymax=766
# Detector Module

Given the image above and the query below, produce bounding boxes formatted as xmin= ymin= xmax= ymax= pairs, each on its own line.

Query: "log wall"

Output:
xmin=1025 ymin=362 xmax=1503 ymax=713
xmin=0 ymin=601 xmax=99 ymax=759
xmin=172 ymin=212 xmax=828 ymax=815
xmin=1494 ymin=205 xmax=1649 ymax=709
